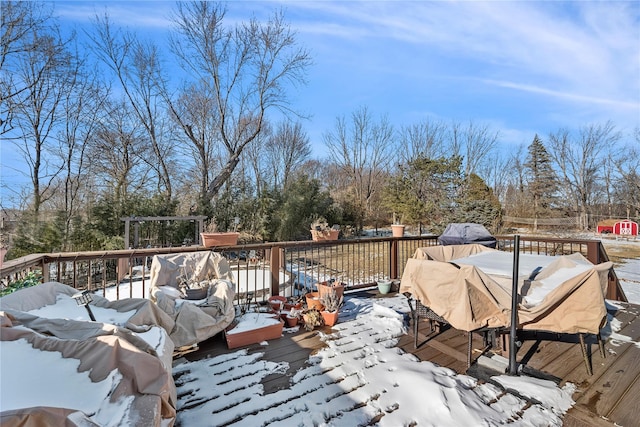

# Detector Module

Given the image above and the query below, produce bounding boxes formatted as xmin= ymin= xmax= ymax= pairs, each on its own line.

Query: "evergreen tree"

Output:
xmin=381 ymin=155 xmax=463 ymax=229
xmin=265 ymin=175 xmax=335 ymax=241
xmin=524 ymin=135 xmax=558 ymax=231
xmin=456 ymin=173 xmax=502 ymax=232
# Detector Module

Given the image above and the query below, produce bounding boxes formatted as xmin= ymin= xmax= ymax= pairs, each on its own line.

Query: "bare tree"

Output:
xmin=324 ymin=106 xmax=394 ymax=229
xmin=548 ymin=121 xmax=621 ymax=229
xmin=50 ymin=57 xmax=107 ymax=250
xmin=4 ymin=14 xmax=74 ymax=215
xmin=481 ymin=150 xmax=512 ymax=211
xmin=168 ymin=2 xmax=311 ymax=204
xmin=501 ymin=145 xmax=528 ymax=218
xmin=448 ymin=120 xmax=500 ymax=180
xmin=0 ymin=1 xmax=52 ymax=134
xmin=266 ymin=121 xmax=312 ymax=192
xmin=243 ymin=121 xmax=272 ymax=200
xmin=87 ymin=100 xmax=147 ymax=201
xmin=89 ymin=14 xmax=174 ymax=200
xmin=168 ymin=82 xmax=221 ymax=206
xmin=612 ymin=128 xmax=640 ymax=218
xmin=397 ymin=118 xmax=448 ymax=164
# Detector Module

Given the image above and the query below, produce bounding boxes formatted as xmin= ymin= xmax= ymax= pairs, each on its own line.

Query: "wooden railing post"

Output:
xmin=390 ymin=239 xmax=399 ymax=280
xmin=586 ymin=241 xmax=600 ymax=264
xmin=270 ymin=245 xmax=281 ymax=296
xmin=41 ymin=258 xmax=49 ymax=283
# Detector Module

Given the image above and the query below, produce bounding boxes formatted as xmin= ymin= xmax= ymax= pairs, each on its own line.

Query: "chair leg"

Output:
xmin=597 ymin=333 xmax=606 ymax=359
xmin=406 ymin=296 xmax=418 ymax=349
xmin=414 ymin=312 xmax=419 ymax=349
xmin=579 ymin=333 xmax=593 ymax=376
xmin=467 ymin=332 xmax=473 ymax=368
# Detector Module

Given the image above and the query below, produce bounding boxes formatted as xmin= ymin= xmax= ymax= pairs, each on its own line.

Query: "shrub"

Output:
xmin=0 ymin=271 xmax=42 ymax=297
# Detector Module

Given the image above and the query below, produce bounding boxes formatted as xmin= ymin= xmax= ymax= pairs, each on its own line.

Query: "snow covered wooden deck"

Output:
xmin=406 ymin=299 xmax=640 ymax=426
xmin=172 ymin=290 xmax=640 ymax=426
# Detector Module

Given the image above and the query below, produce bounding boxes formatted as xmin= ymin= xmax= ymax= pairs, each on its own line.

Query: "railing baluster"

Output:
xmin=101 ymin=258 xmax=107 ymax=297
xmin=128 ymin=256 xmax=134 ymax=298
xmin=1 ymin=235 xmax=625 ymax=302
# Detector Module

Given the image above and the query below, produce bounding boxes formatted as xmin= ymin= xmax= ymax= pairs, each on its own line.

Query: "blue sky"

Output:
xmin=2 ymin=1 xmax=639 ymax=201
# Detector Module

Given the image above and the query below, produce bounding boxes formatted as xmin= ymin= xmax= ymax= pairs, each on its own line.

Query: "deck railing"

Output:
xmin=0 ymin=235 xmax=625 ymax=303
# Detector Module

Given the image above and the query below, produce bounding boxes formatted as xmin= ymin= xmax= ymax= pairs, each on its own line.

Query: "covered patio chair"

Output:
xmin=149 ymin=251 xmax=236 ymax=349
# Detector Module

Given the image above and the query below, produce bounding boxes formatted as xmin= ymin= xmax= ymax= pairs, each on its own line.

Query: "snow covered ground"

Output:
xmin=601 ymin=238 xmax=640 ymax=304
xmin=615 ymin=257 xmax=640 ymax=303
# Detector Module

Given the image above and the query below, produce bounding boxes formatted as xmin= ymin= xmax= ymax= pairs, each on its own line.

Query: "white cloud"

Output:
xmin=56 ymin=1 xmax=173 ymax=29
xmin=288 ymin=1 xmax=639 ymax=112
xmin=482 ymin=79 xmax=638 ymax=109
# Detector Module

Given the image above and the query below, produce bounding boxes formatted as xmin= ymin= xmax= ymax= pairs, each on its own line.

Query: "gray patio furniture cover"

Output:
xmin=437 ymin=223 xmax=497 ymax=248
xmin=401 ymin=244 xmax=612 ymax=334
xmin=0 ymin=282 xmax=177 ymax=427
xmin=149 ymin=251 xmax=236 ymax=348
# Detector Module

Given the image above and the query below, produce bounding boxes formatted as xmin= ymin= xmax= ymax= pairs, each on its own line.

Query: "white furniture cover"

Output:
xmin=149 ymin=251 xmax=236 ymax=348
xmin=0 ymin=282 xmax=176 ymax=427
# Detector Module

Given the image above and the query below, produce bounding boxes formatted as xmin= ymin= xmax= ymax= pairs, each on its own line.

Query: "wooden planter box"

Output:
xmin=225 ymin=313 xmax=283 ymax=349
xmin=310 ymin=229 xmax=339 ymax=241
xmin=200 ymin=232 xmax=239 ymax=247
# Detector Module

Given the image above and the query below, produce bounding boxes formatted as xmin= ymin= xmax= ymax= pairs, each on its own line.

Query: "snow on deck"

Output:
xmin=173 ymin=294 xmax=575 ymax=426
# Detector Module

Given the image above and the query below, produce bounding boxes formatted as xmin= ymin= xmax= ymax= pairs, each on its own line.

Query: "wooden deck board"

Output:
xmin=606 ymin=373 xmax=640 ymax=426
xmin=395 ymin=298 xmax=640 ymax=427
xmin=579 ymin=345 xmax=640 ymax=418
xmin=566 ymin=304 xmax=640 ymax=423
xmin=521 ymin=336 xmax=592 ymax=379
xmin=562 ymin=405 xmax=616 ymax=427
xmin=182 ymin=295 xmax=640 ymax=427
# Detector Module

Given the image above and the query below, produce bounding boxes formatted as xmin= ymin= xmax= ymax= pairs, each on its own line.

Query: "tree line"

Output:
xmin=2 ymin=1 xmax=638 ymax=258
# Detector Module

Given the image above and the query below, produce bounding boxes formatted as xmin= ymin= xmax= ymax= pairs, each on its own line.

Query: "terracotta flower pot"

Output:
xmin=225 ymin=314 xmax=283 ymax=349
xmin=310 ymin=229 xmax=339 ymax=241
xmin=268 ymin=295 xmax=287 ymax=312
xmin=200 ymin=232 xmax=240 ymax=247
xmin=285 ymin=316 xmax=299 ymax=327
xmin=305 ymin=292 xmax=325 ymax=311
xmin=321 ymin=310 xmax=339 ymax=327
xmin=317 ymin=281 xmax=345 ymax=300
xmin=284 ymin=301 xmax=302 ymax=311
xmin=391 ymin=224 xmax=405 ymax=237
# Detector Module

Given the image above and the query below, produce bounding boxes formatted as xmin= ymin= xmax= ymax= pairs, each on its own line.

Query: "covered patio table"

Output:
xmin=401 ymin=244 xmax=613 ymax=335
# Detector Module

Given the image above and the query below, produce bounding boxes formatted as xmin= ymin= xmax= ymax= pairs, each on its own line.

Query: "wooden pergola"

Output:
xmin=121 ymin=216 xmax=207 ymax=249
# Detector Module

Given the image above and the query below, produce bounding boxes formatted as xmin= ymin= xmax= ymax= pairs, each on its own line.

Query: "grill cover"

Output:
xmin=438 ymin=223 xmax=497 ymax=248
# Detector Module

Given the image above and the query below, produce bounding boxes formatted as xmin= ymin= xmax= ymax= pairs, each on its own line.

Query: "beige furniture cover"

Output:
xmin=0 ymin=282 xmax=177 ymax=427
xmin=400 ymin=244 xmax=612 ymax=334
xmin=149 ymin=251 xmax=236 ymax=348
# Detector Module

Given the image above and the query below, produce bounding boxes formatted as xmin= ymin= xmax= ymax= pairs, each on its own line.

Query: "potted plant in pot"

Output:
xmin=310 ymin=217 xmax=340 ymax=241
xmin=285 ymin=308 xmax=302 ymax=327
xmin=200 ymin=220 xmax=240 ymax=247
xmin=320 ymin=289 xmax=343 ymax=327
xmin=317 ymin=279 xmax=345 ymax=301
xmin=302 ymin=308 xmax=323 ymax=331
xmin=391 ymin=213 xmax=405 ymax=238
